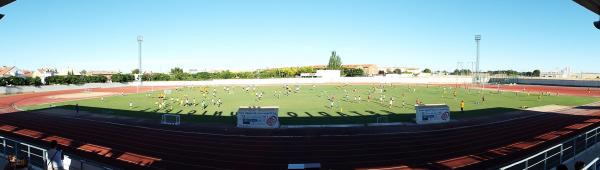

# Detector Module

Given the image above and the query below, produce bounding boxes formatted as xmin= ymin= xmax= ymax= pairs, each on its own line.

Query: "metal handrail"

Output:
xmin=0 ymin=136 xmax=48 ymax=169
xmin=0 ymin=135 xmax=117 ymax=170
xmin=500 ymin=125 xmax=600 ymax=170
xmin=583 ymin=157 xmax=599 ymax=170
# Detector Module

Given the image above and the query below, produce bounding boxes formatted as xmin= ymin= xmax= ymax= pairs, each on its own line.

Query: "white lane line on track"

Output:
xmin=25 ymin=110 xmax=551 ymax=138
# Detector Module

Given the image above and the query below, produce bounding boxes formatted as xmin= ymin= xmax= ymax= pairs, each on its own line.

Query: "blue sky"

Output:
xmin=0 ymin=0 xmax=598 ymax=73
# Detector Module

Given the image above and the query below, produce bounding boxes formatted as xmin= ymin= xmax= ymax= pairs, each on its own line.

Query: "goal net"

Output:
xmin=161 ymin=114 xmax=181 ymax=125
xmin=376 ymin=116 xmax=388 ymax=123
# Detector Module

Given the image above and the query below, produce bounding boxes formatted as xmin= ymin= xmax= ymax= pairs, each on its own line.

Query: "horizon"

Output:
xmin=0 ymin=0 xmax=599 ymax=73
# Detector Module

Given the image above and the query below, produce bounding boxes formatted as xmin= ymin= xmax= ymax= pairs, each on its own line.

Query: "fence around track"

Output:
xmin=0 ymin=135 xmax=117 ymax=170
xmin=500 ymin=124 xmax=600 ymax=170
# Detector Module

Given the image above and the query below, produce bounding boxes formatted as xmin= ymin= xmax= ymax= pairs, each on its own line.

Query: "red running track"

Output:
xmin=492 ymin=84 xmax=600 ymax=97
xmin=0 ymin=85 xmax=598 ymax=170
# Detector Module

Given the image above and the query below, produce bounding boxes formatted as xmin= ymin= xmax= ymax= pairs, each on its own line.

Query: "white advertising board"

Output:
xmin=236 ymin=106 xmax=280 ymax=129
xmin=415 ymin=104 xmax=450 ymax=124
xmin=315 ymin=70 xmax=341 ymax=78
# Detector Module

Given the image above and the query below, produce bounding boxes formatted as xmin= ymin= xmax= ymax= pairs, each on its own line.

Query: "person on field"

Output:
xmin=329 ymin=96 xmax=335 ymax=108
xmin=588 ymin=88 xmax=591 ymax=94
xmin=75 ymin=104 xmax=79 ymax=114
xmin=47 ymin=140 xmax=64 ymax=170
xmin=460 ymin=100 xmax=465 ymax=112
xmin=402 ymin=99 xmax=406 ymax=109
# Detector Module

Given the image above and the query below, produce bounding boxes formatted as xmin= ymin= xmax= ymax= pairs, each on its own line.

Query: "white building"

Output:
xmin=57 ymin=68 xmax=81 ymax=76
xmin=0 ymin=66 xmax=19 ymax=77
xmin=380 ymin=67 xmax=421 ymax=74
xmin=541 ymin=67 xmax=571 ymax=78
xmin=32 ymin=68 xmax=57 ymax=84
xmin=315 ymin=70 xmax=341 ymax=78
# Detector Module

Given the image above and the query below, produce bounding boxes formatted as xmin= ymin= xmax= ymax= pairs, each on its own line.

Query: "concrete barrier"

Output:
xmin=489 ymin=77 xmax=600 ymax=87
xmin=0 ymin=83 xmax=129 ymax=95
xmin=139 ymin=76 xmax=476 ymax=87
xmin=1 ymin=76 xmax=477 ymax=95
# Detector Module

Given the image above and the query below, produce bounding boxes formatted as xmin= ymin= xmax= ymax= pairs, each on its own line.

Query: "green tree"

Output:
xmin=33 ymin=77 xmax=43 ymax=86
xmin=532 ymin=70 xmax=541 ymax=77
xmin=0 ymin=77 xmax=6 ymax=86
xmin=452 ymin=69 xmax=472 ymax=75
xmin=393 ymin=69 xmax=402 ymax=74
xmin=343 ymin=68 xmax=364 ymax=77
xmin=132 ymin=69 xmax=140 ymax=74
xmin=170 ymin=67 xmax=184 ymax=75
xmin=327 ymin=51 xmax=342 ymax=70
xmin=422 ymin=68 xmax=432 ymax=73
xmin=80 ymin=70 xmax=87 ymax=75
xmin=111 ymin=73 xmax=135 ymax=83
xmin=192 ymin=72 xmax=212 ymax=80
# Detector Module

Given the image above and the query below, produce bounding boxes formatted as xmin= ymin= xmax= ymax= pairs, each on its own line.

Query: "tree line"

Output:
xmin=44 ymin=75 xmax=108 ymax=85
xmin=0 ymin=76 xmax=43 ymax=86
xmin=140 ymin=67 xmax=319 ymax=81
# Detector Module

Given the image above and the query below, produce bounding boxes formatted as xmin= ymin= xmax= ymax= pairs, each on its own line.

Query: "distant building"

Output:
xmin=87 ymin=70 xmax=119 ymax=79
xmin=315 ymin=70 xmax=341 ymax=78
xmin=0 ymin=66 xmax=19 ymax=77
xmin=380 ymin=67 xmax=421 ymax=75
xmin=20 ymin=70 xmax=33 ymax=78
xmin=309 ymin=64 xmax=379 ymax=76
xmin=300 ymin=70 xmax=341 ymax=78
xmin=57 ymin=68 xmax=80 ymax=76
xmin=569 ymin=72 xmax=600 ymax=79
xmin=541 ymin=67 xmax=571 ymax=78
xmin=33 ymin=68 xmax=57 ymax=84
xmin=188 ymin=69 xmax=200 ymax=74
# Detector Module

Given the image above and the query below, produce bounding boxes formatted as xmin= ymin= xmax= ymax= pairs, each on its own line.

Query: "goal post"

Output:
xmin=376 ymin=116 xmax=388 ymax=123
xmin=161 ymin=114 xmax=180 ymax=125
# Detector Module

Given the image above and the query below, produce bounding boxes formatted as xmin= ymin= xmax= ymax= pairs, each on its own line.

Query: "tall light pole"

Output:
xmin=137 ymin=35 xmax=143 ymax=93
xmin=474 ymin=35 xmax=481 ymax=84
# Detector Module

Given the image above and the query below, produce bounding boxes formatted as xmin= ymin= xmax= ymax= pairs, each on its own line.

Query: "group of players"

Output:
xmin=150 ymin=87 xmax=226 ymax=111
xmin=134 ymin=83 xmax=497 ymax=113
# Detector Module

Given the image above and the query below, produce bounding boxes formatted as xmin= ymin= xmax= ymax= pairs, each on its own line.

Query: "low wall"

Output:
xmin=489 ymin=78 xmax=600 ymax=87
xmin=0 ymin=76 xmax=476 ymax=95
xmin=0 ymin=83 xmax=129 ymax=95
xmin=139 ymin=76 xmax=476 ymax=86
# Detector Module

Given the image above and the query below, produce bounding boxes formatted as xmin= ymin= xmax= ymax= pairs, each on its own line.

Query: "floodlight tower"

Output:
xmin=474 ymin=35 xmax=481 ymax=84
xmin=137 ymin=35 xmax=143 ymax=93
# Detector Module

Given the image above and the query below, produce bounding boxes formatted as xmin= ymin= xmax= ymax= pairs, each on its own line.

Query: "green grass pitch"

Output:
xmin=23 ymin=84 xmax=599 ymax=125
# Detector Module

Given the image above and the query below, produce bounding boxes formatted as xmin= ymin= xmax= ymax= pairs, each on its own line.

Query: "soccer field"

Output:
xmin=23 ymin=84 xmax=599 ymax=125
